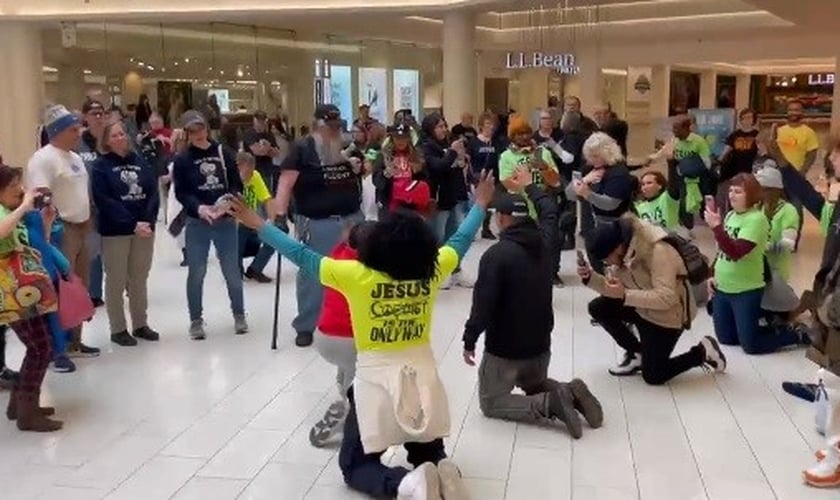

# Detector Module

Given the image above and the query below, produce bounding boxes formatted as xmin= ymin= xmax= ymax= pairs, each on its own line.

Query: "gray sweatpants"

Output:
xmin=478 ymin=351 xmax=563 ymax=423
xmin=314 ymin=329 xmax=357 ymax=397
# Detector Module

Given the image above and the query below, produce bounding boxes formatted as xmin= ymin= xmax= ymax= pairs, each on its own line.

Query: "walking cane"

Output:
xmin=270 ymin=254 xmax=281 ymax=350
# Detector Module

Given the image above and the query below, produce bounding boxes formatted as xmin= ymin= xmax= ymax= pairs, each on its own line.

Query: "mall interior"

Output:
xmin=0 ymin=1 xmax=839 ymax=499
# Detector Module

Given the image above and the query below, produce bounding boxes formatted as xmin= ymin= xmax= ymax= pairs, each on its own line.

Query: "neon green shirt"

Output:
xmin=242 ymin=170 xmax=271 ymax=210
xmin=765 ymin=201 xmax=799 ymax=281
xmin=714 ymin=208 xmax=769 ymax=294
xmin=674 ymin=133 xmax=711 ymax=165
xmin=499 ymin=147 xmax=558 ymax=218
xmin=635 ymin=192 xmax=680 ymax=230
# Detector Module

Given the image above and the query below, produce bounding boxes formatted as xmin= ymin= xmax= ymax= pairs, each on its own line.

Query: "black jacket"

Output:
xmin=463 ymin=185 xmax=559 ymax=359
xmin=421 ymin=114 xmax=468 ymax=210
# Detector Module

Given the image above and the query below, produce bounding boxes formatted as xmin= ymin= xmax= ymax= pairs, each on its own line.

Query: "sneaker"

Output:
xmin=437 ymin=459 xmax=469 ymax=500
xmin=0 ymin=368 xmax=19 ymax=389
xmin=781 ymin=382 xmax=819 ymax=403
xmin=451 ymin=272 xmax=474 ymax=289
xmin=553 ymin=275 xmax=565 ymax=288
xmin=111 ymin=331 xmax=138 ymax=347
xmin=791 ymin=322 xmax=813 ymax=345
xmin=609 ymin=351 xmax=642 ymax=376
xmin=234 ymin=315 xmax=249 ymax=335
xmin=295 ymin=331 xmax=313 ymax=347
xmin=804 ymin=448 xmax=840 ymax=488
xmin=50 ymin=355 xmax=76 ymax=373
xmin=190 ymin=320 xmax=206 ymax=341
xmin=244 ymin=268 xmax=272 ymax=283
xmin=308 ymin=399 xmax=348 ymax=447
xmin=91 ymin=297 xmax=105 ymax=308
xmin=700 ymin=336 xmax=727 ymax=373
xmin=440 ymin=276 xmax=453 ymax=290
xmin=397 ymin=462 xmax=440 ymax=500
xmin=547 ymin=385 xmax=582 ymax=439
xmin=67 ymin=343 xmax=101 ymax=358
xmin=568 ymin=378 xmax=603 ymax=428
xmin=133 ymin=326 xmax=160 ymax=341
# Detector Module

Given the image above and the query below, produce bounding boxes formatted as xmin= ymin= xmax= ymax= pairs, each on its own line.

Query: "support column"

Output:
xmin=832 ymin=57 xmax=840 ymax=137
xmin=442 ymin=10 xmax=476 ymax=119
xmin=650 ymin=65 xmax=671 ymax=119
xmin=574 ymin=48 xmax=603 ymax=116
xmin=735 ymin=73 xmax=751 ymax=111
xmin=0 ymin=23 xmax=44 ymax=167
xmin=699 ymin=70 xmax=717 ymax=109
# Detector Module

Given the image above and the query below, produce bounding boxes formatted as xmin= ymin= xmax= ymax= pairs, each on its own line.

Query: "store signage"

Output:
xmin=505 ymin=52 xmax=579 ymax=74
xmin=807 ymin=73 xmax=835 ymax=86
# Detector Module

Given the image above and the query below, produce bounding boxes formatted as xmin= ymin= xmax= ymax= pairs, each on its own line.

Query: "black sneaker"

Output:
xmin=295 ymin=331 xmax=313 ymax=347
xmin=111 ymin=331 xmax=138 ymax=347
xmin=91 ymin=298 xmax=105 ymax=308
xmin=0 ymin=368 xmax=19 ymax=390
xmin=68 ymin=343 xmax=102 ymax=358
xmin=481 ymin=230 xmax=496 ymax=240
xmin=608 ymin=351 xmax=642 ymax=376
xmin=245 ymin=268 xmax=272 ymax=283
xmin=180 ymin=249 xmax=188 ymax=267
xmin=133 ymin=326 xmax=160 ymax=341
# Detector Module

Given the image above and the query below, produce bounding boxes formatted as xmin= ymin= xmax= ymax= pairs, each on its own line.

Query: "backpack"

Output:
xmin=660 ymin=233 xmax=710 ymax=285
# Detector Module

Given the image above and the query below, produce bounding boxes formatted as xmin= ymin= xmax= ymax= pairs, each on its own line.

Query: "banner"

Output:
xmin=688 ymin=108 xmax=735 ymax=157
xmin=359 ymin=67 xmax=388 ymax=122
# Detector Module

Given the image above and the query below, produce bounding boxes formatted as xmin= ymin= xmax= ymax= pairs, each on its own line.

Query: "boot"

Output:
xmin=14 ymin=391 xmax=61 ymax=432
xmin=6 ymin=387 xmax=55 ymax=421
xmin=547 ymin=385 xmax=582 ymax=439
xmin=568 ymin=379 xmax=604 ymax=428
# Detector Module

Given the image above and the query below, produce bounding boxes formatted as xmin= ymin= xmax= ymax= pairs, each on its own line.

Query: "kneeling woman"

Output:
xmin=230 ymin=172 xmax=496 ymax=499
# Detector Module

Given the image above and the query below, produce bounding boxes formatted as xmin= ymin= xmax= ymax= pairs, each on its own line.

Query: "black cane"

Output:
xmin=270 ymin=254 xmax=281 ymax=350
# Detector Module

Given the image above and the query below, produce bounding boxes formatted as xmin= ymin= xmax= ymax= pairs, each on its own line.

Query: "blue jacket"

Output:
xmin=173 ymin=142 xmax=242 ymax=219
xmin=23 ymin=212 xmax=69 ymax=280
xmin=91 ymin=151 xmax=160 ymax=237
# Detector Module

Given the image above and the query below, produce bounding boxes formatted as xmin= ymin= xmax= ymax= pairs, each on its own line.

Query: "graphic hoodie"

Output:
xmin=91 ymin=151 xmax=160 ymax=237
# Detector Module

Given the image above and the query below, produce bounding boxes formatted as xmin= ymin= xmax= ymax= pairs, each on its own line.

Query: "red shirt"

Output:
xmin=317 ymin=242 xmax=356 ymax=338
xmin=151 ymin=127 xmax=173 ymax=155
xmin=389 ymin=178 xmax=432 ymax=213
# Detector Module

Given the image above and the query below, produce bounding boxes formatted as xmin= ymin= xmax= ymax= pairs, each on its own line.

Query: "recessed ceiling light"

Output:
xmin=83 ymin=69 xmax=92 ymax=75
xmin=147 ymin=65 xmax=155 ymax=71
xmin=174 ymin=61 xmax=179 ymax=66
xmin=185 ymin=57 xmax=190 ymax=63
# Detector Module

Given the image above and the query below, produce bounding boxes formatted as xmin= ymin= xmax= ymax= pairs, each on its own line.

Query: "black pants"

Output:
xmin=339 ymin=387 xmax=447 ymax=497
xmin=0 ymin=325 xmax=6 ymax=369
xmin=588 ymin=297 xmax=704 ymax=385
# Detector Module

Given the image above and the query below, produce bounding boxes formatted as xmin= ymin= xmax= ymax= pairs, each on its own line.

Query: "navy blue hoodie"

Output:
xmin=91 ymin=151 xmax=160 ymax=236
xmin=173 ymin=141 xmax=242 ymax=219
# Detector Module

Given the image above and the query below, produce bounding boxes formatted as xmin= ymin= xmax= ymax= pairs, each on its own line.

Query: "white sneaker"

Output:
xmin=700 ymin=336 xmax=727 ymax=373
xmin=804 ymin=446 xmax=840 ymax=488
xmin=608 ymin=352 xmax=642 ymax=376
xmin=398 ymin=462 xmax=440 ymax=500
xmin=437 ymin=459 xmax=469 ymax=500
xmin=452 ymin=272 xmax=474 ymax=289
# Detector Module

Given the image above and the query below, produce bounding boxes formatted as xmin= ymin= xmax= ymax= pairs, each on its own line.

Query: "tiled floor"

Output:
xmin=0 ymin=221 xmax=832 ymax=500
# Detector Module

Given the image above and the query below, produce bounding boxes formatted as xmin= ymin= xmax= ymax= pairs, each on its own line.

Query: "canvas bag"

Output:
xmin=0 ymin=247 xmax=59 ymax=325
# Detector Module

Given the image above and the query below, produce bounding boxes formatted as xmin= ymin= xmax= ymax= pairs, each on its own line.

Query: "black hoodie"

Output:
xmin=463 ymin=185 xmax=559 ymax=359
xmin=421 ymin=114 xmax=468 ymax=210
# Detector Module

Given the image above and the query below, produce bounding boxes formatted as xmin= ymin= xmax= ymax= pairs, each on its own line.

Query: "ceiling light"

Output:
xmin=220 ymin=70 xmax=225 ymax=75
xmin=83 ymin=69 xmax=92 ymax=75
xmin=138 ymin=61 xmax=145 ymax=67
xmin=147 ymin=65 xmax=155 ymax=71
xmin=42 ymin=66 xmax=58 ymax=73
xmin=185 ymin=57 xmax=190 ymax=63
xmin=237 ymin=69 xmax=244 ymax=77
xmin=174 ymin=61 xmax=179 ymax=66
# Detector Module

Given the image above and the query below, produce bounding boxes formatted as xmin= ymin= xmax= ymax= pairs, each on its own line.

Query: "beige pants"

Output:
xmin=101 ymin=234 xmax=155 ymax=334
xmin=61 ymin=220 xmax=92 ymax=347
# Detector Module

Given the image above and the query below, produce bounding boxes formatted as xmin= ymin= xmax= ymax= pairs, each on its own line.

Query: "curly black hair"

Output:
xmin=357 ymin=211 xmax=439 ymax=281
xmin=347 ymin=220 xmax=377 ymax=250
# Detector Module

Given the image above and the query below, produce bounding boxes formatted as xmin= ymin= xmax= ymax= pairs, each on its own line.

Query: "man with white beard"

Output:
xmin=275 ymin=104 xmax=364 ymax=347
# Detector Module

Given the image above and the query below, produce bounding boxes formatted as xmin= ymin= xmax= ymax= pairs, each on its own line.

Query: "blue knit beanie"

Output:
xmin=44 ymin=105 xmax=80 ymax=139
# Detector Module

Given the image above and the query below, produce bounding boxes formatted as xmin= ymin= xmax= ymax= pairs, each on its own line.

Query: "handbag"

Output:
xmin=57 ymin=274 xmax=95 ymax=330
xmin=0 ymin=248 xmax=59 ymax=325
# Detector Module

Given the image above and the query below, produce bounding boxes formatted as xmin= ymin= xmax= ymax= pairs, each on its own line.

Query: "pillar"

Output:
xmin=57 ymin=63 xmax=87 ymax=109
xmin=0 ymin=23 xmax=44 ymax=167
xmin=122 ymin=71 xmax=144 ymax=106
xmin=735 ymin=74 xmax=751 ymax=111
xmin=650 ymin=65 xmax=670 ymax=119
xmin=832 ymin=57 xmax=840 ymax=137
xmin=699 ymin=70 xmax=717 ymax=109
xmin=442 ymin=10 xmax=476 ymax=120
xmin=574 ymin=47 xmax=603 ymax=117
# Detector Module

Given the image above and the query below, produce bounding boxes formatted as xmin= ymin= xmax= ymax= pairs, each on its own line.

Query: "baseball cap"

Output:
xmin=754 ymin=166 xmax=783 ymax=189
xmin=490 ymin=192 xmax=529 ymax=218
xmin=181 ymin=110 xmax=207 ymax=129
xmin=44 ymin=105 xmax=81 ymax=139
xmin=314 ymin=104 xmax=341 ymax=123
xmin=390 ymin=123 xmax=412 ymax=138
xmin=82 ymin=99 xmax=105 ymax=115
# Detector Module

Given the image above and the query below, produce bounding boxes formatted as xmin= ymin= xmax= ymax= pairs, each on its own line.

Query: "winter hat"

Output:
xmin=44 ymin=105 xmax=80 ymax=139
xmin=585 ymin=219 xmax=632 ymax=261
xmin=755 ymin=166 xmax=784 ymax=189
xmin=507 ymin=115 xmax=532 ymax=137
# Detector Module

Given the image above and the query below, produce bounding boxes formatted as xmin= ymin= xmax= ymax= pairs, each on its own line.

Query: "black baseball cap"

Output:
xmin=82 ymin=100 xmax=105 ymax=115
xmin=490 ymin=192 xmax=529 ymax=218
xmin=314 ymin=104 xmax=341 ymax=124
xmin=390 ymin=123 xmax=412 ymax=137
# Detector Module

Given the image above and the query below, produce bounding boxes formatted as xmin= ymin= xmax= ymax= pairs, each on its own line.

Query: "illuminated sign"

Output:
xmin=505 ymin=52 xmax=579 ymax=74
xmin=807 ymin=73 xmax=835 ymax=86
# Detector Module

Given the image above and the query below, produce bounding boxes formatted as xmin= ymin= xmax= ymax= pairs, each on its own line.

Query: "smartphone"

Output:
xmin=704 ymin=195 xmax=717 ymax=212
xmin=576 ymin=249 xmax=587 ymax=267
xmin=33 ymin=192 xmax=52 ymax=210
xmin=572 ymin=171 xmax=583 ymax=182
xmin=605 ymin=265 xmax=619 ymax=281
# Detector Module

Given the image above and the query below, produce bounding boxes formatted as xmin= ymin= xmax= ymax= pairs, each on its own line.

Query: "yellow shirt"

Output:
xmin=242 ymin=170 xmax=271 ymax=210
xmin=776 ymin=124 xmax=819 ymax=170
xmin=319 ymin=246 xmax=459 ymax=353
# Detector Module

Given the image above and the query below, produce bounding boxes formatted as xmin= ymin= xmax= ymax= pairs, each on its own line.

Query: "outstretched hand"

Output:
xmin=473 ymin=170 xmax=496 ymax=209
xmin=508 ymin=166 xmax=533 ymax=191
xmin=227 ymin=196 xmax=266 ymax=230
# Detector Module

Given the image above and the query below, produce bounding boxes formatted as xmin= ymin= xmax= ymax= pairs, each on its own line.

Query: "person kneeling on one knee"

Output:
xmin=580 ymin=217 xmax=727 ymax=384
xmin=462 ymin=167 xmax=603 ymax=439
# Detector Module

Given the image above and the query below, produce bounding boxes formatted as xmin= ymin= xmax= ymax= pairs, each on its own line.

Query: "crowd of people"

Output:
xmin=0 ymin=91 xmax=837 ymax=496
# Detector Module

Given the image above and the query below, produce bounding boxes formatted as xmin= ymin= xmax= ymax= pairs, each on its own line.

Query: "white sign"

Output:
xmin=807 ymin=73 xmax=835 ymax=86
xmin=505 ymin=52 xmax=579 ymax=74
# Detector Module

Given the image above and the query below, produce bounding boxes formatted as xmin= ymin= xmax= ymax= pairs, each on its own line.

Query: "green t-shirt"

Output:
xmin=674 ymin=133 xmax=711 ymax=164
xmin=499 ymin=147 xmax=558 ymax=218
xmin=0 ymin=205 xmax=28 ymax=256
xmin=714 ymin=208 xmax=769 ymax=294
xmin=242 ymin=171 xmax=271 ymax=210
xmin=821 ymin=202 xmax=836 ymax=237
xmin=765 ymin=201 xmax=799 ymax=281
xmin=635 ymin=192 xmax=680 ymax=230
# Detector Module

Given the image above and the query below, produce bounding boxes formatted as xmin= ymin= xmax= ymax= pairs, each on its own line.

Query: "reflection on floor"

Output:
xmin=0 ymin=218 xmax=832 ymax=500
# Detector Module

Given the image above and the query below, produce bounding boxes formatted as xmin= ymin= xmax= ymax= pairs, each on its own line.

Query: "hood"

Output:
xmin=500 ymin=219 xmax=544 ymax=257
xmin=624 ymin=216 xmax=666 ymax=261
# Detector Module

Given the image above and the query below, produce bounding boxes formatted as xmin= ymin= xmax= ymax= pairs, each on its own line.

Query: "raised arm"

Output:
xmin=257 ymin=222 xmax=324 ymax=278
xmin=444 ymin=170 xmax=495 ymax=260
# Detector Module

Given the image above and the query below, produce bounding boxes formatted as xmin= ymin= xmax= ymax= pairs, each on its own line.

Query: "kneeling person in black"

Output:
xmin=462 ymin=167 xmax=603 ymax=438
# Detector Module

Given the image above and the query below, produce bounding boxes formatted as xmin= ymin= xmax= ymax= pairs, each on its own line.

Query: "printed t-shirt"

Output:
xmin=714 ymin=209 xmax=769 ymax=294
xmin=498 ymin=147 xmax=558 ymax=218
xmin=776 ymin=124 xmax=819 ymax=170
xmin=242 ymin=170 xmax=271 ymax=210
xmin=0 ymin=205 xmax=29 ymax=256
xmin=319 ymin=246 xmax=459 ymax=353
xmin=724 ymin=129 xmax=759 ymax=179
xmin=674 ymin=133 xmax=711 ymax=164
xmin=635 ymin=192 xmax=680 ymax=230
xmin=766 ymin=201 xmax=799 ymax=281
xmin=25 ymin=145 xmax=90 ymax=223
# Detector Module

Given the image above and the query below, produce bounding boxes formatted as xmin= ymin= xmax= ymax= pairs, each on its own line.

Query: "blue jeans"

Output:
xmin=712 ymin=288 xmax=799 ymax=354
xmin=433 ymin=201 xmax=470 ymax=243
xmin=185 ymin=217 xmax=244 ymax=321
xmin=292 ymin=212 xmax=362 ymax=334
xmin=89 ymin=256 xmax=103 ymax=300
xmin=238 ymin=225 xmax=276 ymax=274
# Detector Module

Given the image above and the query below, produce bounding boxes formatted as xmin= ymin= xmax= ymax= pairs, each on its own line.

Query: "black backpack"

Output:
xmin=661 ymin=233 xmax=710 ymax=285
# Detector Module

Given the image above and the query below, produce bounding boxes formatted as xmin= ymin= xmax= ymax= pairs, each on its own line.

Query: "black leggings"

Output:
xmin=0 ymin=325 xmax=6 ymax=369
xmin=588 ymin=296 xmax=705 ymax=385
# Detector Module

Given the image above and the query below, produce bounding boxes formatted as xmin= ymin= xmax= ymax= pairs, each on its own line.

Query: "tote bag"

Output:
xmin=0 ymin=248 xmax=59 ymax=325
xmin=57 ymin=274 xmax=95 ymax=330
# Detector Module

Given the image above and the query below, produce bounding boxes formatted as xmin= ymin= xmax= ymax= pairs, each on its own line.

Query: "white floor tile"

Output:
xmin=105 ymin=456 xmax=204 ymax=500
xmin=198 ymin=429 xmax=290 ymax=479
xmin=239 ymin=462 xmax=322 ymax=500
xmin=170 ymin=477 xmax=248 ymax=500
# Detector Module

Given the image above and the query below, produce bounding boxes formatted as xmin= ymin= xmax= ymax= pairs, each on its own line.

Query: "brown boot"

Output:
xmin=15 ymin=392 xmax=62 ymax=432
xmin=6 ymin=388 xmax=55 ymax=421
